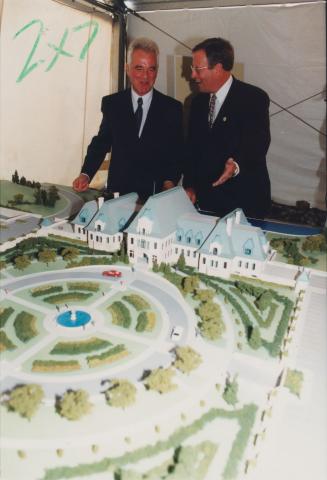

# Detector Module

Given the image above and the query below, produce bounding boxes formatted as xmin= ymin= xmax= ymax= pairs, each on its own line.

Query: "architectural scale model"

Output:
xmin=0 ymin=181 xmax=326 ymax=480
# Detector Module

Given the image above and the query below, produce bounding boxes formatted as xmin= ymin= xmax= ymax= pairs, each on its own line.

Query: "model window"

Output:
xmin=252 ymin=263 xmax=256 ymax=270
xmin=90 ymin=234 xmax=93 ymax=240
xmin=238 ymin=260 xmax=242 ymax=267
xmin=141 ymin=240 xmax=146 ymax=248
xmin=129 ymin=250 xmax=134 ymax=258
xmin=213 ymin=247 xmax=218 ymax=255
xmin=175 ymin=248 xmax=178 ymax=254
xmin=131 ymin=237 xmax=134 ymax=244
xmin=154 ymin=242 xmax=157 ymax=249
xmin=203 ymin=258 xmax=206 ymax=264
xmin=224 ymin=262 xmax=227 ymax=268
xmin=97 ymin=225 xmax=101 ymax=231
xmin=244 ymin=248 xmax=252 ymax=255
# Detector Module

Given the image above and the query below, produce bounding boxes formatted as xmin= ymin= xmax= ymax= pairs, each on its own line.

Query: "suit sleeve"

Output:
xmin=161 ymin=100 xmax=184 ymax=185
xmin=232 ymin=89 xmax=270 ymax=172
xmin=80 ymin=97 xmax=113 ymax=182
xmin=182 ymin=98 xmax=199 ymax=188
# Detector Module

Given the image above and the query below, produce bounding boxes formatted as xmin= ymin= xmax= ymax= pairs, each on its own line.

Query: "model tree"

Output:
xmin=61 ymin=247 xmax=80 ymax=262
xmin=194 ymin=289 xmax=215 ymax=302
xmin=176 ymin=251 xmax=186 ymax=270
xmin=104 ymin=378 xmax=137 ymax=408
xmin=182 ymin=275 xmax=199 ymax=295
xmin=222 ymin=375 xmax=239 ymax=407
xmin=143 ymin=367 xmax=177 ymax=394
xmin=248 ymin=326 xmax=262 ymax=350
xmin=255 ymin=290 xmax=273 ymax=311
xmin=173 ymin=346 xmax=202 ymax=374
xmin=38 ymin=248 xmax=57 ymax=266
xmin=12 ymin=170 xmax=20 ymax=184
xmin=56 ymin=389 xmax=92 ymax=420
xmin=4 ymin=384 xmax=44 ymax=420
xmin=0 ymin=260 xmax=7 ymax=271
xmin=197 ymin=301 xmax=225 ymax=341
xmin=284 ymin=369 xmax=304 ymax=397
xmin=14 ymin=254 xmax=31 ymax=270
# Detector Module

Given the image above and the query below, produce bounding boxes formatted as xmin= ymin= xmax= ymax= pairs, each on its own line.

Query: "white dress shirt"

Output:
xmin=209 ymin=75 xmax=233 ymax=123
xmin=131 ymin=88 xmax=153 ymax=137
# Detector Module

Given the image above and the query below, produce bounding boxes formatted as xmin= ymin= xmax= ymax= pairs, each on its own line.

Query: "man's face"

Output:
xmin=191 ymin=49 xmax=221 ymax=93
xmin=126 ymin=49 xmax=158 ymax=96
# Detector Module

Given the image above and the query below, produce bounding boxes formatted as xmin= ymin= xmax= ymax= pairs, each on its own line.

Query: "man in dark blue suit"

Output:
xmin=183 ymin=37 xmax=271 ymax=219
xmin=73 ymin=38 xmax=183 ymax=201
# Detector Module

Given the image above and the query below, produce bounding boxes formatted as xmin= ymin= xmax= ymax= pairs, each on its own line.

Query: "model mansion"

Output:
xmin=71 ymin=187 xmax=273 ymax=278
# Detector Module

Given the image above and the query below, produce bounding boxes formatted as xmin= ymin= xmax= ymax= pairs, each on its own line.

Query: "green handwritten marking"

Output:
xmin=73 ymin=21 xmax=99 ymax=61
xmin=14 ymin=19 xmax=45 ymax=83
xmin=46 ymin=28 xmax=73 ymax=71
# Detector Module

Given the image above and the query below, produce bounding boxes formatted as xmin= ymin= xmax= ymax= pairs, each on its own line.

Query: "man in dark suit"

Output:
xmin=73 ymin=37 xmax=183 ymax=201
xmin=183 ymin=37 xmax=271 ymax=219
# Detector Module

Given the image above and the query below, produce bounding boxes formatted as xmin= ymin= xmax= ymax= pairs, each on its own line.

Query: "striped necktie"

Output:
xmin=208 ymin=94 xmax=216 ymax=128
xmin=135 ymin=97 xmax=143 ymax=134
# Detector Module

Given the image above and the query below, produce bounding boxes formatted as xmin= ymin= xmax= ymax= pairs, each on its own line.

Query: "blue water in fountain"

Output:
xmin=57 ymin=310 xmax=91 ymax=327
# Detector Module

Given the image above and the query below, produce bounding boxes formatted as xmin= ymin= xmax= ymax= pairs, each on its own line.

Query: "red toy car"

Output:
xmin=102 ymin=270 xmax=122 ymax=278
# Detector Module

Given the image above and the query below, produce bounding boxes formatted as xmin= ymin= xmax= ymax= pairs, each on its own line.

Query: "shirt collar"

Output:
xmin=131 ymin=88 xmax=153 ymax=110
xmin=213 ymin=75 xmax=233 ymax=105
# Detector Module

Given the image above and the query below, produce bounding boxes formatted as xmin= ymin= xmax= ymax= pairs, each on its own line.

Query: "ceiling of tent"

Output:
xmin=123 ymin=0 xmax=318 ymax=11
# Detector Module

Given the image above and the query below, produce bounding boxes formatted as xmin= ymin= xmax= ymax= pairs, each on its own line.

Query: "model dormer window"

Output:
xmin=186 ymin=230 xmax=193 ymax=244
xmin=243 ymin=239 xmax=254 ymax=256
xmin=210 ymin=235 xmax=221 ymax=255
xmin=137 ymin=213 xmax=153 ymax=235
xmin=176 ymin=228 xmax=183 ymax=242
xmin=195 ymin=232 xmax=203 ymax=246
xmin=97 ymin=225 xmax=101 ymax=231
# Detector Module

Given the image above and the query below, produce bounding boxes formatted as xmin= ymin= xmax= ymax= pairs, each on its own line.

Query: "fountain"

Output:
xmin=57 ymin=309 xmax=91 ymax=328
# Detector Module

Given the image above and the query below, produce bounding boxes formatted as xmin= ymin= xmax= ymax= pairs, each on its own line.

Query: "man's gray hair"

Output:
xmin=127 ymin=37 xmax=159 ymax=64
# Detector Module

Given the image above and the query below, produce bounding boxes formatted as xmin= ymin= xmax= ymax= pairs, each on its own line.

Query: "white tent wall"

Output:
xmin=0 ymin=0 xmax=113 ymax=186
xmin=126 ymin=2 xmax=326 ymax=210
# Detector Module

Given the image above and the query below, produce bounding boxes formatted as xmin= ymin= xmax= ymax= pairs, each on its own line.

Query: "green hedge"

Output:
xmin=31 ymin=286 xmax=63 ymax=297
xmin=108 ymin=302 xmax=131 ymax=328
xmin=13 ymin=312 xmax=38 ymax=342
xmin=0 ymin=306 xmax=14 ymax=327
xmin=43 ymin=292 xmax=92 ymax=304
xmin=42 ymin=403 xmax=258 ymax=480
xmin=0 ymin=330 xmax=16 ymax=350
xmin=50 ymin=337 xmax=111 ymax=355
xmin=123 ymin=294 xmax=150 ymax=311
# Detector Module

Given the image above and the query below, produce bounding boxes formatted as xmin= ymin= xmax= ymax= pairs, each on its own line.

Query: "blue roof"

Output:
xmin=125 ymin=187 xmax=197 ymax=238
xmin=200 ymin=209 xmax=269 ymax=260
xmin=176 ymin=212 xmax=217 ymax=248
xmin=71 ymin=199 xmax=98 ymax=226
xmin=86 ymin=193 xmax=138 ymax=234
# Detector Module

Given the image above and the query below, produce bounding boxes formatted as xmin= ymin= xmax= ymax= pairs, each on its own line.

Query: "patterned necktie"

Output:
xmin=135 ymin=97 xmax=143 ymax=134
xmin=208 ymin=94 xmax=216 ymax=128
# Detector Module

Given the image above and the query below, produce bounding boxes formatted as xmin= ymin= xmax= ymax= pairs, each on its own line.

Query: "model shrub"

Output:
xmin=123 ymin=294 xmax=150 ymax=311
xmin=108 ymin=301 xmax=131 ymax=328
xmin=31 ymin=285 xmax=63 ymax=297
xmin=0 ymin=306 xmax=14 ymax=327
xmin=56 ymin=389 xmax=92 ymax=421
xmin=50 ymin=337 xmax=111 ymax=355
xmin=0 ymin=330 xmax=17 ymax=351
xmin=5 ymin=384 xmax=44 ymax=420
xmin=13 ymin=312 xmax=38 ymax=342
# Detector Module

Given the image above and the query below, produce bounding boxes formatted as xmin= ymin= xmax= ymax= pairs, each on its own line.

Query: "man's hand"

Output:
xmin=72 ymin=173 xmax=90 ymax=192
xmin=162 ymin=180 xmax=175 ymax=191
xmin=212 ymin=158 xmax=238 ymax=187
xmin=185 ymin=187 xmax=197 ymax=204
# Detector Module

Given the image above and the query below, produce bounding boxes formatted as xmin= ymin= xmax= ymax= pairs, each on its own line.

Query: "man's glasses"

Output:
xmin=190 ymin=65 xmax=209 ymax=73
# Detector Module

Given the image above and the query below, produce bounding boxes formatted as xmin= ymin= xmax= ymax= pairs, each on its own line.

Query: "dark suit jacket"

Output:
xmin=183 ymin=77 xmax=271 ymax=218
xmin=81 ymin=88 xmax=183 ymax=199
